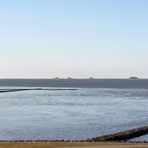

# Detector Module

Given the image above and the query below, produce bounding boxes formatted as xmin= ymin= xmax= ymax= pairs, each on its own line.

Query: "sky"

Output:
xmin=0 ymin=0 xmax=148 ymax=78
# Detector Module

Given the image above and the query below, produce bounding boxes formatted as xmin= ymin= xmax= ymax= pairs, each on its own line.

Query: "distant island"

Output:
xmin=128 ymin=77 xmax=139 ymax=80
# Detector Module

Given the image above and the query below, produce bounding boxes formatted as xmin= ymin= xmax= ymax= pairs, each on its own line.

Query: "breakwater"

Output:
xmin=87 ymin=126 xmax=148 ymax=142
xmin=0 ymin=88 xmax=77 ymax=93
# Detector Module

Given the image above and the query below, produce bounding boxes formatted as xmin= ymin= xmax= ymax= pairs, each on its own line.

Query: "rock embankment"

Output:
xmin=87 ymin=126 xmax=148 ymax=142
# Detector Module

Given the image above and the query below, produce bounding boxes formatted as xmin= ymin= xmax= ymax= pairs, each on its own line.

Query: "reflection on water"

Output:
xmin=0 ymin=87 xmax=148 ymax=140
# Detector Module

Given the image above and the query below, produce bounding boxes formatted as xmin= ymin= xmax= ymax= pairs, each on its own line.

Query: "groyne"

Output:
xmin=87 ymin=126 xmax=148 ymax=142
xmin=0 ymin=88 xmax=77 ymax=93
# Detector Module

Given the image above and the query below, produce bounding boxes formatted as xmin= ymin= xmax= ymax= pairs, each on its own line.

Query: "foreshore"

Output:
xmin=0 ymin=141 xmax=148 ymax=148
xmin=0 ymin=125 xmax=148 ymax=147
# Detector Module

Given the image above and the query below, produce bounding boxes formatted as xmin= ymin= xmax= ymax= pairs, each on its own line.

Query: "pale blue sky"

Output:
xmin=0 ymin=0 xmax=148 ymax=78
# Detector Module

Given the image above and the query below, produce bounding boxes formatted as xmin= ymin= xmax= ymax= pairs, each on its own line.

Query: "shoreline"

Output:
xmin=0 ymin=140 xmax=147 ymax=143
xmin=0 ymin=126 xmax=147 ymax=143
xmin=0 ymin=141 xmax=148 ymax=148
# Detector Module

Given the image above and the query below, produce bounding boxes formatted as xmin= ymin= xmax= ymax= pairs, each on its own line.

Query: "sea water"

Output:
xmin=0 ymin=87 xmax=148 ymax=140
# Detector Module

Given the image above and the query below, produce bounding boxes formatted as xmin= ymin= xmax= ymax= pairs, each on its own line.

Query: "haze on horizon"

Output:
xmin=0 ymin=0 xmax=148 ymax=78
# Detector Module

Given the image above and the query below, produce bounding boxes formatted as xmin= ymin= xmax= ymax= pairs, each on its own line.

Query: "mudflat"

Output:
xmin=0 ymin=142 xmax=147 ymax=148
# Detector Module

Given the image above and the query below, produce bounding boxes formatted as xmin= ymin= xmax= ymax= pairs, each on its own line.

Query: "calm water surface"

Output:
xmin=0 ymin=87 xmax=148 ymax=140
